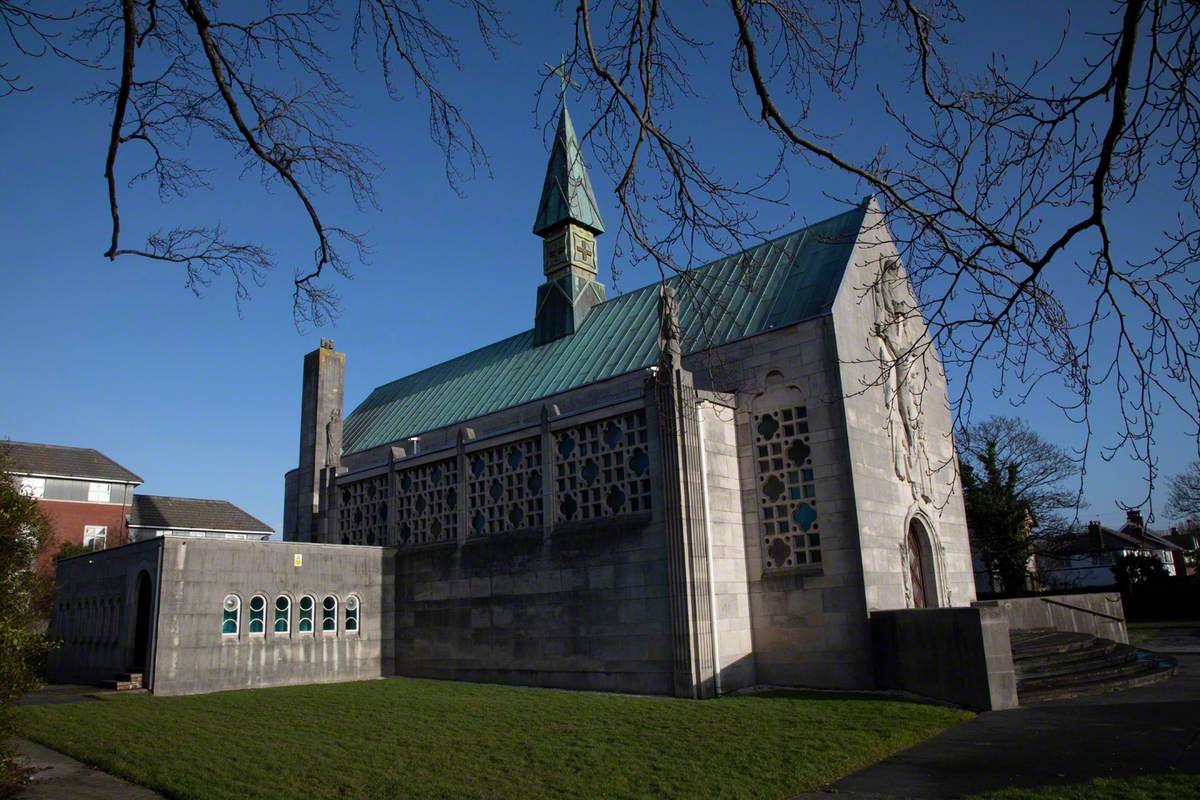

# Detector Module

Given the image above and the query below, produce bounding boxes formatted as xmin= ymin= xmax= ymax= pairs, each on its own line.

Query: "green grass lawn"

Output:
xmin=971 ymin=772 xmax=1200 ymax=800
xmin=17 ymin=678 xmax=971 ymax=800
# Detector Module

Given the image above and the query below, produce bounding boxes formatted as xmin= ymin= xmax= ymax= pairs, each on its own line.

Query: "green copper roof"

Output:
xmin=533 ymin=105 xmax=605 ymax=235
xmin=343 ymin=204 xmax=867 ymax=455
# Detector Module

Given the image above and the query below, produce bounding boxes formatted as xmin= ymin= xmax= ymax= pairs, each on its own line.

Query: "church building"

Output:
xmin=281 ymin=102 xmax=976 ymax=698
xmin=53 ymin=102 xmax=1019 ymax=703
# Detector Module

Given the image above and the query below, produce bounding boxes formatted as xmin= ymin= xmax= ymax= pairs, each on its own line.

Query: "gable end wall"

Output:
xmin=829 ymin=201 xmax=976 ymax=613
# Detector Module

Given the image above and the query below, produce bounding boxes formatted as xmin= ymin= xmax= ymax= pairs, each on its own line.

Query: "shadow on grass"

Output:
xmin=17 ymin=677 xmax=973 ymax=800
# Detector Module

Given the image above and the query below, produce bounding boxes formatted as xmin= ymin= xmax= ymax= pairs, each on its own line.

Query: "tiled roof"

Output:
xmin=1058 ymin=524 xmax=1184 ymax=554
xmin=342 ymin=203 xmax=867 ymax=455
xmin=128 ymin=495 xmax=273 ymax=533
xmin=1 ymin=440 xmax=142 ymax=483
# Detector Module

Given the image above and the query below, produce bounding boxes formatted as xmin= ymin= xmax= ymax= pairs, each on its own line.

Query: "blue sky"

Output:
xmin=1 ymin=2 xmax=1194 ymax=534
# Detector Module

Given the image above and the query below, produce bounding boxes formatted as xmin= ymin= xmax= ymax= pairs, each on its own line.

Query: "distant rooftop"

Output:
xmin=129 ymin=494 xmax=273 ymax=534
xmin=2 ymin=440 xmax=142 ymax=484
xmin=342 ymin=203 xmax=868 ymax=455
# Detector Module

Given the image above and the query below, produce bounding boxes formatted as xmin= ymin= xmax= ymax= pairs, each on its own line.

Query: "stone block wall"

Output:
xmin=48 ymin=539 xmax=163 ymax=686
xmin=831 ymin=200 xmax=976 ymax=614
xmin=872 ymin=605 xmax=1018 ymax=710
xmin=393 ymin=519 xmax=674 ymax=694
xmin=152 ymin=538 xmax=394 ymax=695
xmin=698 ymin=397 xmax=755 ymax=691
xmin=692 ymin=321 xmax=875 ymax=689
xmin=328 ymin=372 xmax=677 ymax=695
xmin=976 ymin=593 xmax=1127 ymax=644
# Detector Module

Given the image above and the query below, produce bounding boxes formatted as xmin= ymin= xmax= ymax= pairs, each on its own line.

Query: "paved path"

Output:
xmin=797 ymin=633 xmax=1200 ymax=799
xmin=1132 ymin=624 xmax=1200 ymax=655
xmin=12 ymin=738 xmax=163 ymax=800
xmin=13 ymin=684 xmax=103 ymax=707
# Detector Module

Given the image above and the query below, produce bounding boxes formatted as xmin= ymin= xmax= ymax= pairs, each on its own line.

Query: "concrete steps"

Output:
xmin=1012 ymin=628 xmax=1175 ymax=705
xmin=101 ymin=672 xmax=143 ymax=691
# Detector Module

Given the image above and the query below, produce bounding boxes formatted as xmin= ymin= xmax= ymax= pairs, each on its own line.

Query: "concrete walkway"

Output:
xmin=13 ymin=684 xmax=104 ymax=707
xmin=11 ymin=738 xmax=163 ymax=800
xmin=797 ymin=632 xmax=1200 ymax=799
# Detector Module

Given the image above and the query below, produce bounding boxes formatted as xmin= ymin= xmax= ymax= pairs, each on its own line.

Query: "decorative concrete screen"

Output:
xmin=338 ymin=407 xmax=653 ymax=546
xmin=467 ymin=437 xmax=544 ymax=536
xmin=752 ymin=403 xmax=822 ymax=570
xmin=395 ymin=457 xmax=458 ymax=546
xmin=553 ymin=409 xmax=652 ymax=524
xmin=339 ymin=473 xmax=388 ymax=546
xmin=54 ymin=595 xmax=123 ymax=647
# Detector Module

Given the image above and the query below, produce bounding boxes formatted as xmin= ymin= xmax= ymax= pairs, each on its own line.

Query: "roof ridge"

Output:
xmin=130 ymin=494 xmax=274 ymax=532
xmin=344 ymin=202 xmax=868 ymax=453
xmin=357 ymin=205 xmax=864 ymax=400
xmin=5 ymin=440 xmax=105 ymax=453
xmin=2 ymin=439 xmax=143 ymax=482
xmin=135 ymin=494 xmax=235 ymax=503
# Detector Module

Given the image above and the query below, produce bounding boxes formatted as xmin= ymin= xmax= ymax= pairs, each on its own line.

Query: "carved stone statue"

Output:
xmin=874 ymin=260 xmax=931 ymax=501
xmin=325 ymin=408 xmax=342 ymax=467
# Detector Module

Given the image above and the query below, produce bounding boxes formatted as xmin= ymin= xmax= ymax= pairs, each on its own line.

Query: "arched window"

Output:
xmin=274 ymin=595 xmax=291 ymax=634
xmin=222 ymin=595 xmax=240 ymax=636
xmin=298 ymin=595 xmax=315 ymax=633
xmin=249 ymin=595 xmax=266 ymax=635
xmin=344 ymin=595 xmax=359 ymax=634
xmin=321 ymin=595 xmax=337 ymax=633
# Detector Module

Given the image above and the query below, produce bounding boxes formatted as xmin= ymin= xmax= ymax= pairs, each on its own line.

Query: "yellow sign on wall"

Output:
xmin=294 ymin=554 xmax=303 ymax=567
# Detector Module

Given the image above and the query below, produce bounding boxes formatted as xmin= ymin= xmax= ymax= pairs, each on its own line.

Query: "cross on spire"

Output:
xmin=545 ymin=54 xmax=580 ymax=100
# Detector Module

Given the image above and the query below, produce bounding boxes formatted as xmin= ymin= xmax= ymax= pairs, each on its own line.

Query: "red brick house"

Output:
xmin=4 ymin=441 xmax=142 ymax=572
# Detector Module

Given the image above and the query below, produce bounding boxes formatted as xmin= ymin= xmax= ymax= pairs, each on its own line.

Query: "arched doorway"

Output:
xmin=131 ymin=571 xmax=153 ymax=673
xmin=906 ymin=519 xmax=935 ymax=609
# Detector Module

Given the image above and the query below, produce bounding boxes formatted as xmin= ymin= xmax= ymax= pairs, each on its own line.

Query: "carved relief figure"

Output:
xmin=325 ymin=409 xmax=342 ymax=467
xmin=874 ymin=260 xmax=932 ymax=501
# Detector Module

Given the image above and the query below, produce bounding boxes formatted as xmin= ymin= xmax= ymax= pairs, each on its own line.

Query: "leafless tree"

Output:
xmin=958 ymin=416 xmax=1082 ymax=530
xmin=2 ymin=0 xmax=508 ymax=326
xmin=1169 ymin=461 xmax=1200 ymax=519
xmin=5 ymin=1 xmax=1198 ymax=505
xmin=957 ymin=416 xmax=1081 ymax=594
xmin=555 ymin=0 xmax=1199 ymax=510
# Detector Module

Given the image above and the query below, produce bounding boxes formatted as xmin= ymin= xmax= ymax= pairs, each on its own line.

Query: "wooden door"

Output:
xmin=907 ymin=526 xmax=927 ymax=608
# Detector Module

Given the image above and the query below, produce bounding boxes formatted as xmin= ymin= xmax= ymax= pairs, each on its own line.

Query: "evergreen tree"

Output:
xmin=958 ymin=417 xmax=1078 ymax=595
xmin=0 ymin=453 xmax=53 ymax=791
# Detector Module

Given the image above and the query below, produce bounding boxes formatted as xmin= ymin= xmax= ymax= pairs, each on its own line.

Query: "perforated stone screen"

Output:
xmin=395 ymin=458 xmax=458 ymax=545
xmin=553 ymin=409 xmax=652 ymax=524
xmin=338 ymin=474 xmax=388 ymax=546
xmin=752 ymin=404 xmax=821 ymax=569
xmin=466 ymin=437 xmax=544 ymax=536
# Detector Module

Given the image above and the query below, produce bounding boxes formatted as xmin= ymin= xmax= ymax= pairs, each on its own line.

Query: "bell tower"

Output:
xmin=532 ymin=103 xmax=607 ymax=346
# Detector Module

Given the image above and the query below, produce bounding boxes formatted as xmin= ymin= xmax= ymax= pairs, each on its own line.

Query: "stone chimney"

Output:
xmin=1088 ymin=520 xmax=1103 ymax=549
xmin=288 ymin=339 xmax=345 ymax=542
xmin=1126 ymin=508 xmax=1145 ymax=532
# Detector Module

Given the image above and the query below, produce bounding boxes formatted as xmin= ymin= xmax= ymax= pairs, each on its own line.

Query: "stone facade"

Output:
xmin=270 ymin=194 xmax=979 ymax=700
xmin=274 ymin=241 xmax=976 ymax=701
xmin=53 ymin=111 xmax=983 ymax=699
xmin=50 ymin=537 xmax=394 ymax=695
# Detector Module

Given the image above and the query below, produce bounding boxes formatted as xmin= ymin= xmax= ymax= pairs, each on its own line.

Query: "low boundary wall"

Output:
xmin=871 ymin=593 xmax=1128 ymax=712
xmin=973 ymin=593 xmax=1127 ymax=644
xmin=871 ymin=606 xmax=1017 ymax=711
